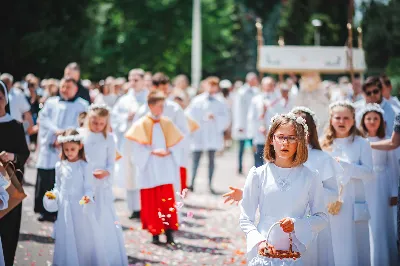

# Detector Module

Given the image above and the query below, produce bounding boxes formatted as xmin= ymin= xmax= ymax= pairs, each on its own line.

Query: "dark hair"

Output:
xmin=362 ymin=76 xmax=382 ymax=92
xmin=78 ymin=112 xmax=87 ymax=127
xmin=359 ymin=111 xmax=386 ymax=139
xmin=292 ymin=110 xmax=321 ymax=150
xmin=152 ymin=72 xmax=170 ymax=86
xmin=380 ymin=74 xmax=391 ymax=87
xmin=147 ymin=90 xmax=166 ymax=105
xmin=60 ymin=129 xmax=87 ymax=162
xmin=0 ymin=81 xmax=6 ymax=97
xmin=61 ymin=77 xmax=78 ymax=87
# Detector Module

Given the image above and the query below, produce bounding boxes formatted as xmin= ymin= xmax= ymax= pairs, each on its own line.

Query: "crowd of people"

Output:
xmin=0 ymin=61 xmax=399 ymax=266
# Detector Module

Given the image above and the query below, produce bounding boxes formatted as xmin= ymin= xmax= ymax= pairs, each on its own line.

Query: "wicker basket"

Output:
xmin=249 ymin=222 xmax=302 ymax=266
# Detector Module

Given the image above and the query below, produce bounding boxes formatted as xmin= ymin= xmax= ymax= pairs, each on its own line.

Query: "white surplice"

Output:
xmin=232 ymin=84 xmax=259 ymax=140
xmin=36 ymin=96 xmax=88 ymax=169
xmin=185 ymin=92 xmax=230 ymax=151
xmin=44 ymin=160 xmax=109 ymax=266
xmin=80 ymin=130 xmax=128 ymax=266
xmin=0 ymin=186 xmax=9 ymax=266
xmin=325 ymin=136 xmax=375 ymax=266
xmin=302 ymin=148 xmax=343 ymax=266
xmin=131 ymin=123 xmax=182 ymax=190
xmin=365 ymin=137 xmax=399 ymax=266
xmin=239 ymin=164 xmax=328 ymax=265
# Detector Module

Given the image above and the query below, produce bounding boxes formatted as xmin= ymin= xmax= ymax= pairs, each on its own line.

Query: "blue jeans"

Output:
xmin=191 ymin=150 xmax=216 ymax=189
xmin=254 ymin=144 xmax=265 ymax=168
xmin=238 ymin=139 xmax=252 ymax=173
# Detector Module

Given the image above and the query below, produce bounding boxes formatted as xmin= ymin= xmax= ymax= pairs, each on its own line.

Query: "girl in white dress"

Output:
xmin=240 ymin=113 xmax=328 ymax=266
xmin=43 ymin=129 xmax=109 ymax=266
xmin=320 ymin=101 xmax=375 ymax=266
xmin=291 ymin=106 xmax=342 ymax=266
xmin=358 ymin=103 xmax=399 ymax=266
xmin=0 ymin=170 xmax=9 ymax=266
xmin=80 ymin=104 xmax=128 ymax=266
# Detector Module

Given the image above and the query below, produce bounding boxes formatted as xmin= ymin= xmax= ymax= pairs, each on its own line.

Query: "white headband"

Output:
xmin=57 ymin=134 xmax=84 ymax=144
xmin=88 ymin=103 xmax=111 ymax=112
xmin=0 ymin=81 xmax=8 ymax=104
xmin=291 ymin=106 xmax=318 ymax=125
xmin=270 ymin=112 xmax=309 ymax=136
xmin=359 ymin=103 xmax=385 ymax=117
xmin=329 ymin=100 xmax=355 ymax=110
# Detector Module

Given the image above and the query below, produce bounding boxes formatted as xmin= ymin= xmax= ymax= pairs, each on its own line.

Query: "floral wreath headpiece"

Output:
xmin=291 ymin=106 xmax=318 ymax=125
xmin=57 ymin=134 xmax=84 ymax=144
xmin=88 ymin=103 xmax=111 ymax=112
xmin=270 ymin=112 xmax=309 ymax=136
xmin=359 ymin=103 xmax=385 ymax=117
xmin=329 ymin=100 xmax=355 ymax=110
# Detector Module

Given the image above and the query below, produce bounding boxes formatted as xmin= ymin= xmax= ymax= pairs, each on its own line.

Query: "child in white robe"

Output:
xmin=80 ymin=104 xmax=128 ymax=266
xmin=358 ymin=103 xmax=399 ymax=266
xmin=126 ymin=90 xmax=183 ymax=244
xmin=321 ymin=101 xmax=375 ymax=266
xmin=43 ymin=129 xmax=108 ymax=266
xmin=239 ymin=113 xmax=328 ymax=265
xmin=0 ymin=172 xmax=9 ymax=266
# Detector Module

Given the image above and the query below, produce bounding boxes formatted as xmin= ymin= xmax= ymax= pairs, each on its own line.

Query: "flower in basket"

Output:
xmin=79 ymin=196 xmax=90 ymax=205
xmin=45 ymin=191 xmax=57 ymax=200
xmin=327 ymin=200 xmax=343 ymax=215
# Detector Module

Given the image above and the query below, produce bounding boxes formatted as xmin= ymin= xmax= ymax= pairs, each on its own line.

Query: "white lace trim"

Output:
xmin=329 ymin=100 xmax=355 ymax=110
xmin=57 ymin=134 xmax=84 ymax=143
xmin=88 ymin=103 xmax=111 ymax=112
xmin=358 ymin=103 xmax=385 ymax=117
xmin=291 ymin=106 xmax=318 ymax=126
xmin=270 ymin=113 xmax=309 ymax=137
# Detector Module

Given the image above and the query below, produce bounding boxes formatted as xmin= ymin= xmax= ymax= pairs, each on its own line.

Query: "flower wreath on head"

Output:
xmin=329 ymin=100 xmax=355 ymax=110
xmin=359 ymin=103 xmax=385 ymax=118
xmin=57 ymin=134 xmax=84 ymax=144
xmin=291 ymin=106 xmax=318 ymax=126
xmin=269 ymin=112 xmax=309 ymax=137
xmin=88 ymin=103 xmax=111 ymax=112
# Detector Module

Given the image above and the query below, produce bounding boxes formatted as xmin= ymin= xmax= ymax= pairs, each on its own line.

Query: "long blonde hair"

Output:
xmin=86 ymin=107 xmax=110 ymax=138
xmin=321 ymin=104 xmax=363 ymax=150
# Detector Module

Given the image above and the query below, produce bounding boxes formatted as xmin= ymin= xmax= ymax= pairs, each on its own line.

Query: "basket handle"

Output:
xmin=265 ymin=221 xmax=294 ymax=253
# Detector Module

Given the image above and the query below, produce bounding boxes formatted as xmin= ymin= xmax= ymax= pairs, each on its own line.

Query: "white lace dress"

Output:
xmin=240 ymin=163 xmax=328 ymax=266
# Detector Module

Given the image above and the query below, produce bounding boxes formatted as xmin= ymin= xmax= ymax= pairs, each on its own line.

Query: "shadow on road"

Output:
xmin=128 ymin=256 xmax=160 ymax=264
xmin=19 ymin=233 xmax=55 ymax=244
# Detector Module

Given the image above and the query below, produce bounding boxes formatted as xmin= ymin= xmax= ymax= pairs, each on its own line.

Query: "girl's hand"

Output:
xmin=222 ymin=187 xmax=243 ymax=205
xmin=151 ymin=149 xmax=170 ymax=157
xmin=93 ymin=169 xmax=110 ymax=179
xmin=279 ymin=217 xmax=294 ymax=233
xmin=0 ymin=151 xmax=15 ymax=163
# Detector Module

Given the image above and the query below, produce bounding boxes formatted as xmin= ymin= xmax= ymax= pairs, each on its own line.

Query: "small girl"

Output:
xmin=240 ymin=113 xmax=328 ymax=265
xmin=43 ymin=129 xmax=108 ymax=266
xmin=1 ymin=168 xmax=9 ymax=266
xmin=321 ymin=101 xmax=375 ymax=266
xmin=80 ymin=104 xmax=128 ymax=266
xmin=359 ymin=103 xmax=398 ymax=266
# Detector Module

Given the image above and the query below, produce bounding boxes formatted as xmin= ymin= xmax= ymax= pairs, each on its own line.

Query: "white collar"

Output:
xmin=0 ymin=114 xmax=13 ymax=123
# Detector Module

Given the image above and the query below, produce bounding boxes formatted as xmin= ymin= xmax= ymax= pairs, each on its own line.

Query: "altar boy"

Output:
xmin=125 ymin=90 xmax=183 ymax=244
xmin=35 ymin=77 xmax=88 ymax=222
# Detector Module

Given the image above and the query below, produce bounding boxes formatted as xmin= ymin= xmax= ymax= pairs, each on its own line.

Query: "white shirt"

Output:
xmin=36 ymin=96 xmax=89 ymax=169
xmin=185 ymin=92 xmax=230 ymax=151
xmin=94 ymin=93 xmax=118 ymax=108
xmin=240 ymin=164 xmax=328 ymax=260
xmin=8 ymin=88 xmax=30 ymax=122
xmin=232 ymin=84 xmax=259 ymax=140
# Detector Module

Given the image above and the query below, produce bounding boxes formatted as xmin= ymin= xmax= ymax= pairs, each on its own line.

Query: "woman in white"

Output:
xmin=321 ymin=101 xmax=375 ymax=266
xmin=0 ymin=172 xmax=9 ymax=266
xmin=43 ymin=130 xmax=108 ymax=266
xmin=292 ymin=106 xmax=342 ymax=266
xmin=240 ymin=113 xmax=328 ymax=265
xmin=358 ymin=103 xmax=398 ymax=266
xmin=80 ymin=104 xmax=128 ymax=266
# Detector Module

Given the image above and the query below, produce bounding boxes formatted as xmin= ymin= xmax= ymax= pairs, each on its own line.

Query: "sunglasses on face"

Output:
xmin=365 ymin=89 xmax=380 ymax=96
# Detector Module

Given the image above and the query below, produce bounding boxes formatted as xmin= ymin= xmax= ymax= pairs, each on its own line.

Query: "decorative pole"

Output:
xmin=357 ymin=27 xmax=363 ymax=49
xmin=347 ymin=0 xmax=355 ymax=84
xmin=278 ymin=36 xmax=285 ymax=83
xmin=191 ymin=0 xmax=202 ymax=89
xmin=255 ymin=18 xmax=264 ymax=80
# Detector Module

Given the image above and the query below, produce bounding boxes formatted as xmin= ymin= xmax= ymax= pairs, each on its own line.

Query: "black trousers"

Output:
xmin=0 ymin=203 xmax=22 ymax=266
xmin=34 ymin=168 xmax=56 ymax=215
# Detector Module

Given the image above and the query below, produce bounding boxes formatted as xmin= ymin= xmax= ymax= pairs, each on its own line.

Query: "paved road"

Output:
xmin=15 ymin=147 xmax=256 ymax=266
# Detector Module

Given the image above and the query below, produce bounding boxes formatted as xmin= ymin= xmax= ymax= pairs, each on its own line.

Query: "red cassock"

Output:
xmin=179 ymin=167 xmax=187 ymax=192
xmin=140 ymin=184 xmax=179 ymax=236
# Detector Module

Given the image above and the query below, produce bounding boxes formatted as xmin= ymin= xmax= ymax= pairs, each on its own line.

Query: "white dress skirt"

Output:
xmin=0 ymin=186 xmax=9 ymax=266
xmin=240 ymin=163 xmax=328 ymax=266
xmin=43 ymin=160 xmax=109 ymax=266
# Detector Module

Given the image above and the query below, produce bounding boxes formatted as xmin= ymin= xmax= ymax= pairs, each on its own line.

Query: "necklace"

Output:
xmin=272 ymin=164 xmax=293 ymax=191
